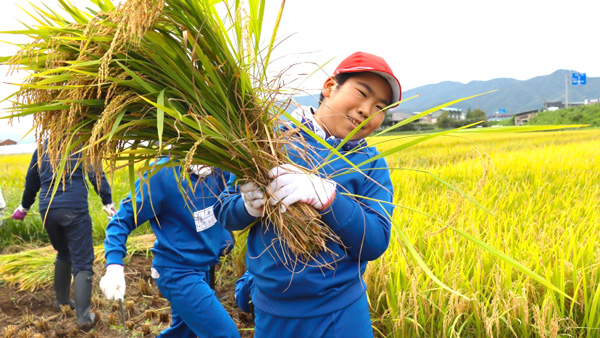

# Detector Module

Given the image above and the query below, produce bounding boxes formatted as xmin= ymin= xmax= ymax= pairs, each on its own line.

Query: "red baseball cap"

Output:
xmin=333 ymin=51 xmax=401 ymax=107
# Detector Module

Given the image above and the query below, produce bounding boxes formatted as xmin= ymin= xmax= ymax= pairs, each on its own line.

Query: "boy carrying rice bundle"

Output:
xmin=216 ymin=51 xmax=399 ymax=338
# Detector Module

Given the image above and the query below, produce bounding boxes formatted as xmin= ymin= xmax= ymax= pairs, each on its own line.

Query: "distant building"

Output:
xmin=0 ymin=139 xmax=17 ymax=146
xmin=514 ymin=109 xmax=539 ymax=126
xmin=487 ymin=114 xmax=513 ymax=122
xmin=388 ymin=111 xmax=414 ymax=124
xmin=378 ymin=111 xmax=415 ymax=131
xmin=544 ymin=101 xmax=564 ymax=110
xmin=445 ymin=108 xmax=466 ymax=121
xmin=417 ymin=107 xmax=464 ymax=124
xmin=544 ymin=101 xmax=585 ymax=111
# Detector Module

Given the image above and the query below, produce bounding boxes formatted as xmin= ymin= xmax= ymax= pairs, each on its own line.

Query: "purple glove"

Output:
xmin=11 ymin=205 xmax=28 ymax=220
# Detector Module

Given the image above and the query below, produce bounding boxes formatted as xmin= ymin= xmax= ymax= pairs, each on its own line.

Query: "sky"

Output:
xmin=1 ymin=0 xmax=598 ymax=143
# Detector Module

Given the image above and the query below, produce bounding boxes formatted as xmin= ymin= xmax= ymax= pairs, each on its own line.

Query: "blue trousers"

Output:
xmin=253 ymin=293 xmax=374 ymax=338
xmin=41 ymin=208 xmax=94 ymax=275
xmin=152 ymin=265 xmax=240 ymax=338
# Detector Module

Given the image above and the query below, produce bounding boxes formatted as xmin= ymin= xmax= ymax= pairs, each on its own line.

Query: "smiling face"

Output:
xmin=314 ymin=72 xmax=392 ymax=140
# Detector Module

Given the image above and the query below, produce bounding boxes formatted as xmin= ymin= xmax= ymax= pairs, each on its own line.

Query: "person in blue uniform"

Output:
xmin=215 ymin=51 xmax=400 ymax=338
xmin=12 ymin=143 xmax=115 ymax=331
xmin=234 ymin=270 xmax=254 ymax=315
xmin=99 ymin=159 xmax=239 ymax=338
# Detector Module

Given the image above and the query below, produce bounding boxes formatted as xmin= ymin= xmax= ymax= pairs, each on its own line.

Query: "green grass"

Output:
xmin=528 ymin=103 xmax=600 ymax=127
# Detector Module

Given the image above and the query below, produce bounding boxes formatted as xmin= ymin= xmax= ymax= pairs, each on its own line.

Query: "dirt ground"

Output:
xmin=0 ymin=254 xmax=254 ymax=337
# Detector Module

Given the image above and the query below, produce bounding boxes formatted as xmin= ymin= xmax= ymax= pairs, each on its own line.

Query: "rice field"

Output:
xmin=0 ymin=128 xmax=599 ymax=337
xmin=0 ymin=154 xmax=146 ymax=247
xmin=366 ymin=129 xmax=600 ymax=337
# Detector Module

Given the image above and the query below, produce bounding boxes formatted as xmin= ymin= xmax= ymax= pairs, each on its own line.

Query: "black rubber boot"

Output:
xmin=74 ymin=270 xmax=96 ymax=332
xmin=209 ymin=265 xmax=215 ymax=290
xmin=53 ymin=260 xmax=75 ymax=311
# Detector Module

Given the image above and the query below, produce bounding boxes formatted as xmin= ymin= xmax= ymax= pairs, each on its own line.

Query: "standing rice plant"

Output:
xmin=0 ymin=0 xmax=343 ymax=263
xmin=365 ymin=129 xmax=600 ymax=337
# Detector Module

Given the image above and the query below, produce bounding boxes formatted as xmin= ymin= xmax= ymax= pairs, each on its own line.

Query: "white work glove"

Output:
xmin=189 ymin=165 xmax=212 ymax=178
xmin=99 ymin=264 xmax=126 ymax=301
xmin=240 ymin=181 xmax=265 ymax=217
xmin=267 ymin=164 xmax=337 ymax=211
xmin=102 ymin=203 xmax=117 ymax=218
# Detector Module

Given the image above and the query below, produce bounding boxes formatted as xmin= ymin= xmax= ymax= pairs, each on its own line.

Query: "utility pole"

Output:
xmin=565 ymin=74 xmax=569 ymax=108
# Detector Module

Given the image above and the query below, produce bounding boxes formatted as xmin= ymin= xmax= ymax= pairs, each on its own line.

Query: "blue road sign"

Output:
xmin=572 ymin=73 xmax=587 ymax=85
xmin=499 ymin=108 xmax=506 ymax=114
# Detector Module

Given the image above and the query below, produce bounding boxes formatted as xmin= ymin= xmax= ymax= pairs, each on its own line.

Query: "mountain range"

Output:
xmin=291 ymin=70 xmax=600 ymax=116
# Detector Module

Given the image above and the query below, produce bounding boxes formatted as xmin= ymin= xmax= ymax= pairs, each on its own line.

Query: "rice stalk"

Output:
xmin=1 ymin=0 xmax=342 ymax=262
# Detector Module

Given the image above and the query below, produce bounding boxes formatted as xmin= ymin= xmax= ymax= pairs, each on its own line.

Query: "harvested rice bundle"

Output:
xmin=1 ymin=0 xmax=341 ymax=263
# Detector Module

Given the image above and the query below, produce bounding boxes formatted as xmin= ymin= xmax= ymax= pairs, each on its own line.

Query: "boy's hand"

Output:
xmin=99 ymin=264 xmax=126 ymax=301
xmin=11 ymin=205 xmax=28 ymax=220
xmin=240 ymin=182 xmax=265 ymax=217
xmin=267 ymin=164 xmax=337 ymax=211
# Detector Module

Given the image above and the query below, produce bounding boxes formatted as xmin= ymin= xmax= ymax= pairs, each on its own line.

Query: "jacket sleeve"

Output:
xmin=213 ymin=174 xmax=257 ymax=231
xmin=87 ymin=165 xmax=113 ymax=205
xmin=20 ymin=149 xmax=41 ymax=209
xmin=103 ymin=168 xmax=167 ymax=266
xmin=320 ymin=157 xmax=394 ymax=261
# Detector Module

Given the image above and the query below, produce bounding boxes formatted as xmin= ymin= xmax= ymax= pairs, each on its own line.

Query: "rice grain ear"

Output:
xmin=2 ymin=0 xmax=343 ymax=263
